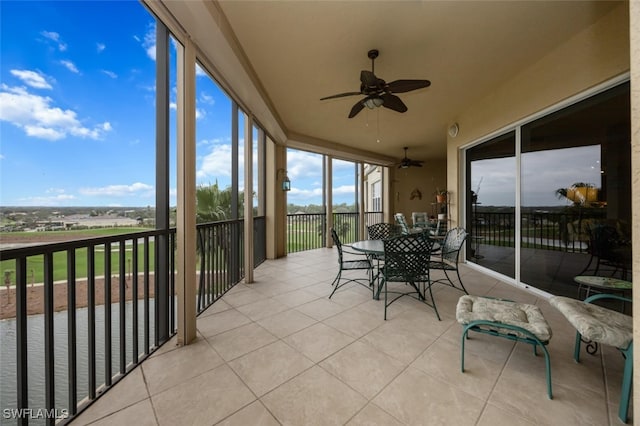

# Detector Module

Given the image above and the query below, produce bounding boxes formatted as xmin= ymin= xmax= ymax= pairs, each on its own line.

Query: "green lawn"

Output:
xmin=1 ymin=228 xmax=155 ymax=285
xmin=1 ymin=242 xmax=157 ymax=285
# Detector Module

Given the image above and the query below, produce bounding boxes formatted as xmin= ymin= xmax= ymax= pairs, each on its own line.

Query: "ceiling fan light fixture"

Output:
xmin=364 ymin=97 xmax=384 ymax=109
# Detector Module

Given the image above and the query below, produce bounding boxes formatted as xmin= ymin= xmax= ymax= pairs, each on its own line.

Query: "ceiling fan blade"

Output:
xmin=360 ymin=70 xmax=378 ymax=88
xmin=348 ymin=100 xmax=365 ymax=118
xmin=410 ymin=160 xmax=424 ymax=167
xmin=320 ymin=91 xmax=363 ymax=101
xmin=386 ymin=79 xmax=431 ymax=93
xmin=381 ymin=93 xmax=407 ymax=113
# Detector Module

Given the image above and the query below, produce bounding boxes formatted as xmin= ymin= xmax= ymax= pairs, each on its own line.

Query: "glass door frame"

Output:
xmin=461 ymin=73 xmax=630 ymax=296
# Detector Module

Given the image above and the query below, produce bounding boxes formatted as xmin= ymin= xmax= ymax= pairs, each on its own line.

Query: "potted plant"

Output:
xmin=435 ymin=189 xmax=448 ymax=204
xmin=555 ymin=182 xmax=598 ymax=206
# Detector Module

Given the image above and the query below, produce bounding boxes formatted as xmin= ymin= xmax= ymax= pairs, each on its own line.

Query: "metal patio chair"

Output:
xmin=428 ymin=227 xmax=469 ymax=294
xmin=379 ymin=233 xmax=439 ymax=320
xmin=367 ymin=222 xmax=401 ymax=240
xmin=328 ymin=227 xmax=373 ymax=299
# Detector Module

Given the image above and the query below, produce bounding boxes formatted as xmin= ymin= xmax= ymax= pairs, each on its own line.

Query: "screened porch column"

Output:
xmin=244 ymin=115 xmax=254 ymax=283
xmin=629 ymin=0 xmax=640 ymax=414
xmin=175 ymin=37 xmax=197 ymax=345
xmin=383 ymin=166 xmax=393 ymax=223
xmin=359 ymin=163 xmax=365 ymax=238
xmin=325 ymin=155 xmax=333 ymax=247
xmin=266 ymin=141 xmax=287 ymax=259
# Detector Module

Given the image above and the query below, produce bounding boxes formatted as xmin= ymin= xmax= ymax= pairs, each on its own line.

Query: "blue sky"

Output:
xmin=0 ymin=1 xmax=356 ymax=207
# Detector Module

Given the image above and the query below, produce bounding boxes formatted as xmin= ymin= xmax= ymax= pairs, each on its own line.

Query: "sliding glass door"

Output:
xmin=465 ymin=81 xmax=631 ymax=298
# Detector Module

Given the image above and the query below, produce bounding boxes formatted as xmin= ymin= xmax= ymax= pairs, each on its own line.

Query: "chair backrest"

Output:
xmin=411 ymin=212 xmax=429 ymax=227
xmin=589 ymin=224 xmax=621 ymax=259
xmin=330 ymin=227 xmax=345 ymax=263
xmin=394 ymin=213 xmax=411 ymax=235
xmin=383 ymin=233 xmax=435 ymax=281
xmin=441 ymin=227 xmax=468 ymax=264
xmin=367 ymin=223 xmax=400 ymax=240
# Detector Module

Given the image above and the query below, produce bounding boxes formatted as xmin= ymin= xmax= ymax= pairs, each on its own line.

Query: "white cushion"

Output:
xmin=456 ymin=295 xmax=552 ymax=342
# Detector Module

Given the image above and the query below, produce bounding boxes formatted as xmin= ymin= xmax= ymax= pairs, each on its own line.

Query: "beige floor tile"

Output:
xmin=85 ymin=399 xmax=158 ymax=426
xmin=360 ymin=320 xmax=437 ymax=365
xmin=261 ymin=366 xmax=367 ymax=426
xmin=152 ymin=365 xmax=255 ymax=426
xmin=295 ymin=297 xmax=350 ymax=321
xmin=228 ymin=340 xmax=313 ymax=396
xmin=197 ymin=308 xmax=252 ymax=337
xmin=142 ymin=336 xmax=224 ymax=395
xmin=199 ymin=298 xmax=233 ymax=317
xmin=411 ymin=338 xmax=501 ymax=400
xmin=72 ymin=368 xmax=150 ymax=425
xmin=322 ymin=305 xmax=385 ymax=338
xmin=272 ymin=288 xmax=322 ymax=308
xmin=373 ymin=367 xmax=485 ymax=425
xmin=257 ymin=308 xmax=317 ymax=338
xmin=216 ymin=401 xmax=280 ymax=426
xmin=320 ymin=340 xmax=405 ymax=399
xmin=284 ymin=322 xmax=355 ymax=362
xmin=346 ymin=403 xmax=404 ymax=426
xmin=489 ymin=367 xmax=609 ymax=426
xmin=235 ymin=297 xmax=290 ymax=321
xmin=476 ymin=403 xmax=536 ymax=426
xmin=223 ymin=288 xmax=270 ymax=307
xmin=329 ymin=286 xmax=374 ymax=307
xmin=207 ymin=322 xmax=278 ymax=361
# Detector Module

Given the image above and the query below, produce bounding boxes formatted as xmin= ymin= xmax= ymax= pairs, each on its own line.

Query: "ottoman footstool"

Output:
xmin=456 ymin=295 xmax=553 ymax=399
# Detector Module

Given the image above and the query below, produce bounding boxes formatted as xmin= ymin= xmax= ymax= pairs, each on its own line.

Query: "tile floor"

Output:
xmin=74 ymin=248 xmax=631 ymax=425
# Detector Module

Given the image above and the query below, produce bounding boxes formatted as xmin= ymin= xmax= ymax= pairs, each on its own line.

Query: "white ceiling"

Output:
xmin=162 ymin=1 xmax=621 ymax=165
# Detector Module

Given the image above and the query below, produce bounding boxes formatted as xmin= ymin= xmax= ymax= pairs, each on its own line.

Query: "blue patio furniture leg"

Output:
xmin=540 ymin=343 xmax=553 ymax=400
xmin=618 ymin=342 xmax=633 ymax=423
xmin=460 ymin=325 xmax=470 ymax=372
xmin=573 ymin=331 xmax=582 ymax=363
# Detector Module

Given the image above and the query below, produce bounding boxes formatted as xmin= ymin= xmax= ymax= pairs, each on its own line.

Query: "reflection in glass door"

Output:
xmin=464 ymin=81 xmax=631 ymax=299
xmin=466 ymin=132 xmax=516 ymax=279
xmin=520 ymin=82 xmax=630 ymax=297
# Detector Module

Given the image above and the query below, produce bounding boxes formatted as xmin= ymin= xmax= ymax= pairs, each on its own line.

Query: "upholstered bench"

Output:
xmin=550 ymin=294 xmax=633 ymax=423
xmin=456 ymin=295 xmax=553 ymax=399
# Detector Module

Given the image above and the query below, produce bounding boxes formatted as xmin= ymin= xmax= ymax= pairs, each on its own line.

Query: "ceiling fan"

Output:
xmin=396 ymin=147 xmax=423 ymax=169
xmin=320 ymin=49 xmax=431 ymax=118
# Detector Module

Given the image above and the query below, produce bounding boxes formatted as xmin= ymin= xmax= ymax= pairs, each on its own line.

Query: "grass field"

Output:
xmin=1 ymin=228 xmax=155 ymax=285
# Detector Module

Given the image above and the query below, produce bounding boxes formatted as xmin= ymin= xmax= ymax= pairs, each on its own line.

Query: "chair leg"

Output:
xmin=383 ymin=279 xmax=388 ymax=320
xmin=540 ymin=343 xmax=553 ymax=400
xmin=455 ymin=268 xmax=468 ymax=294
xmin=619 ymin=344 xmax=633 ymax=424
xmin=424 ymin=281 xmax=441 ymax=321
xmin=573 ymin=331 xmax=582 ymax=363
xmin=460 ymin=326 xmax=469 ymax=372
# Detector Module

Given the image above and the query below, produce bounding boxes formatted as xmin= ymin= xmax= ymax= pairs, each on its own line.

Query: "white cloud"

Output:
xmin=0 ymin=154 xmax=5 ymax=160
xmin=195 ymin=64 xmax=207 ymax=77
xmin=79 ymin=182 xmax=154 ymax=197
xmin=97 ymin=42 xmax=106 ymax=52
xmin=101 ymin=70 xmax=117 ymax=79
xmin=196 ymin=108 xmax=205 ymax=120
xmin=169 ymin=102 xmax=177 ymax=110
xmin=197 ymin=143 xmax=233 ymax=179
xmin=199 ymin=92 xmax=214 ymax=105
xmin=333 ymin=184 xmax=356 ymax=195
xmin=141 ymin=23 xmax=156 ymax=61
xmin=287 ymin=150 xmax=323 ymax=180
xmin=41 ymin=30 xmax=67 ymax=51
xmin=10 ymin=69 xmax=52 ymax=89
xmin=18 ymin=193 xmax=76 ymax=206
xmin=60 ymin=60 xmax=80 ymax=74
xmin=0 ymin=84 xmax=112 ymax=141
